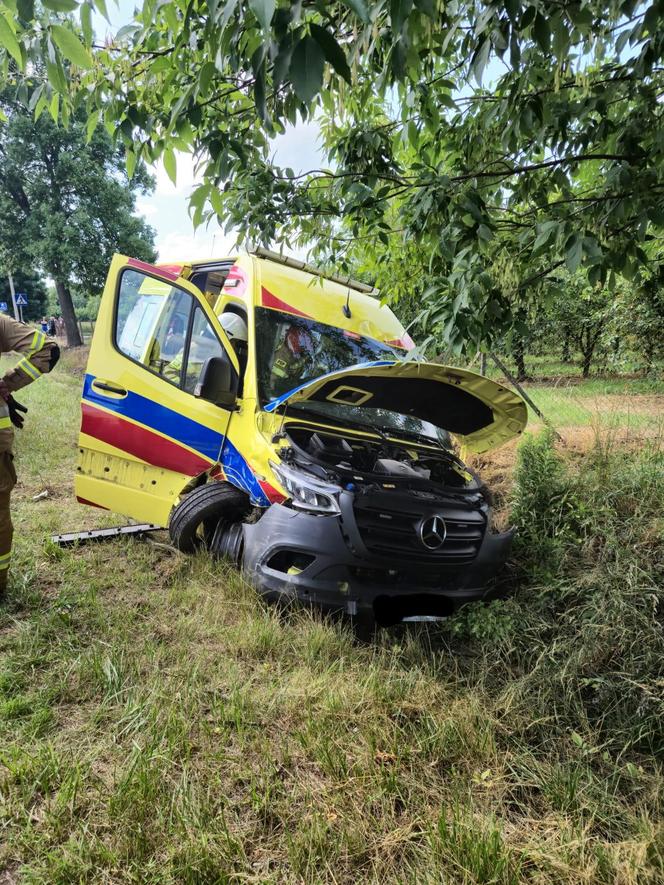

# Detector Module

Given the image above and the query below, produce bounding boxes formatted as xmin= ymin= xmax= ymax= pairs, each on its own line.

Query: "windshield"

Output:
xmin=255 ymin=307 xmax=452 ymax=447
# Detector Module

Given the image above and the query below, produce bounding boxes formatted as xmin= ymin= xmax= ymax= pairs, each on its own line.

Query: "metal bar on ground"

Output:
xmin=51 ymin=523 xmax=162 ymax=548
xmin=488 ymin=351 xmax=564 ymax=442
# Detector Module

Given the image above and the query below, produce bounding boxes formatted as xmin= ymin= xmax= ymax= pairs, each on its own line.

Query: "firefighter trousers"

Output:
xmin=0 ymin=451 xmax=16 ymax=596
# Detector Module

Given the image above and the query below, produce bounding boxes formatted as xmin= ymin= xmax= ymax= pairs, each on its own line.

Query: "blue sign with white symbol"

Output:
xmin=15 ymin=293 xmax=28 ymax=306
xmin=0 ymin=303 xmax=7 ymax=312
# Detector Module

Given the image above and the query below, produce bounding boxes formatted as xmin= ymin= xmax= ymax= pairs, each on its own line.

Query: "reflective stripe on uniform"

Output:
xmin=0 ymin=417 xmax=11 ymax=430
xmin=16 ymin=357 xmax=41 ymax=380
xmin=29 ymin=330 xmax=46 ymax=355
xmin=0 ymin=552 xmax=11 ymax=570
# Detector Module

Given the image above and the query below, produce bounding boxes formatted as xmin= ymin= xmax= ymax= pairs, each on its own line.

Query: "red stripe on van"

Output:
xmin=258 ymin=479 xmax=286 ymax=504
xmin=261 ymin=287 xmax=312 ymax=319
xmin=81 ymin=403 xmax=211 ymax=476
xmin=76 ymin=496 xmax=110 ymax=510
xmin=127 ymin=258 xmax=179 ymax=281
xmin=386 ymin=333 xmax=415 ymax=351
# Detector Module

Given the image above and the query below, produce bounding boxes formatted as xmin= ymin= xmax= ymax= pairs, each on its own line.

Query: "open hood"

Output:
xmin=264 ymin=361 xmax=527 ymax=454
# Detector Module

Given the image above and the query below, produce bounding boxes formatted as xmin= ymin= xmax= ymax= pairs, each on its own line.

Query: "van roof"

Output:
xmin=158 ymin=250 xmax=414 ymax=351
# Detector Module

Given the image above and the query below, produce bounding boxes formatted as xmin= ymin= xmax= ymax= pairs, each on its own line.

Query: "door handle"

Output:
xmin=91 ymin=379 xmax=128 ymax=397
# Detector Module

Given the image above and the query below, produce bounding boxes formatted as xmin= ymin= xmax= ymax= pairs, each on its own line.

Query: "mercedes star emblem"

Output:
xmin=419 ymin=515 xmax=447 ymax=550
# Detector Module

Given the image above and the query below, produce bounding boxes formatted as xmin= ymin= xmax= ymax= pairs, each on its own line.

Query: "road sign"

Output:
xmin=0 ymin=303 xmax=7 ymax=312
xmin=15 ymin=293 xmax=28 ymax=307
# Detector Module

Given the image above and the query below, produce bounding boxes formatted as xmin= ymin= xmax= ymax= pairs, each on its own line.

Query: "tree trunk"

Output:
xmin=513 ymin=336 xmax=528 ymax=382
xmin=580 ymin=330 xmax=595 ymax=378
xmin=55 ymin=280 xmax=83 ymax=347
xmin=561 ymin=330 xmax=571 ymax=363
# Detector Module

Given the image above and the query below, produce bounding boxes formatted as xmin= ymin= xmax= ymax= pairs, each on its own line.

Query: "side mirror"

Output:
xmin=195 ymin=355 xmax=237 ymax=407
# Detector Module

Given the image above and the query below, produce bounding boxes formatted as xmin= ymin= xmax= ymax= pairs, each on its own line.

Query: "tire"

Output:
xmin=169 ymin=482 xmax=250 ymax=554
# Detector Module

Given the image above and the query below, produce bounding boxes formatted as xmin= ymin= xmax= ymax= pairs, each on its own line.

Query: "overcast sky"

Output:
xmin=95 ymin=2 xmax=324 ymax=262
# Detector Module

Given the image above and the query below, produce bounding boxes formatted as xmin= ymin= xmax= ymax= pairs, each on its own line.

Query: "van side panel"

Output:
xmin=75 ymin=254 xmax=235 ymax=525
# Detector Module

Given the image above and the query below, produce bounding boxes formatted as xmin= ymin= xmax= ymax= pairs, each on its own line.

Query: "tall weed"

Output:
xmin=449 ymin=429 xmax=664 ymax=757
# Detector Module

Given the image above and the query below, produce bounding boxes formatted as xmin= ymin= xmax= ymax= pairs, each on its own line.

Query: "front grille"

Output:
xmin=352 ymin=496 xmax=485 ymax=563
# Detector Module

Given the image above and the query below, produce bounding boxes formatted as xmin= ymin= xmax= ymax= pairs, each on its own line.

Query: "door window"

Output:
xmin=116 ymin=269 xmax=194 ymax=385
xmin=115 ymin=268 xmax=227 ymax=396
xmin=182 ymin=305 xmax=227 ymax=394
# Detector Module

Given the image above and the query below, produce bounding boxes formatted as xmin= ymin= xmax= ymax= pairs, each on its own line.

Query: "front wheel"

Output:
xmin=169 ymin=482 xmax=250 ymax=554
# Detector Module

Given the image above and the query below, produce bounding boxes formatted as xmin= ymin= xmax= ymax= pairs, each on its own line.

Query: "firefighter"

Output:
xmin=270 ymin=323 xmax=316 ymax=392
xmin=0 ymin=317 xmax=59 ymax=602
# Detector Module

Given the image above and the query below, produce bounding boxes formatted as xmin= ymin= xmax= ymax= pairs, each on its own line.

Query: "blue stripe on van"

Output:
xmin=82 ymin=374 xmax=272 ymax=506
xmin=82 ymin=374 xmax=224 ymax=462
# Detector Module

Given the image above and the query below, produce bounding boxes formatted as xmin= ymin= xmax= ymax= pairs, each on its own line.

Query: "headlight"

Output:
xmin=270 ymin=461 xmax=340 ymax=514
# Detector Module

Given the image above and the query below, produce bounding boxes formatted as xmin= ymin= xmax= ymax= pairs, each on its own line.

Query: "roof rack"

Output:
xmin=249 ymin=245 xmax=378 ymax=296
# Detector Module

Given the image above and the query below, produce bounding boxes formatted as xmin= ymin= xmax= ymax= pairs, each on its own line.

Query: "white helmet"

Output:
xmin=220 ymin=312 xmax=248 ymax=343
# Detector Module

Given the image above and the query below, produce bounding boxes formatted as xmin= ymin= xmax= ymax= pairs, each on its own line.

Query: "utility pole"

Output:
xmin=7 ymin=272 xmax=19 ymax=321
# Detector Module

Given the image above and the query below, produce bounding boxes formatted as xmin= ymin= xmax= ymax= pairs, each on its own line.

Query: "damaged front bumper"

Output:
xmin=242 ymin=492 xmax=514 ymax=624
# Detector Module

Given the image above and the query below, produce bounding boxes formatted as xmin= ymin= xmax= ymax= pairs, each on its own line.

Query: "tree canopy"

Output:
xmin=2 ymin=0 xmax=663 ymax=351
xmin=0 ymin=90 xmax=156 ymax=345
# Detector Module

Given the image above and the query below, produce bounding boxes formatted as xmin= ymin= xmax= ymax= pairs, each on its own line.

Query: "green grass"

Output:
xmin=0 ymin=352 xmax=663 ymax=882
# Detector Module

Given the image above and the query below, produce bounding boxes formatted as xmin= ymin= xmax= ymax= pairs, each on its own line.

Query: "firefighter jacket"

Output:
xmin=0 ymin=316 xmax=60 ymax=452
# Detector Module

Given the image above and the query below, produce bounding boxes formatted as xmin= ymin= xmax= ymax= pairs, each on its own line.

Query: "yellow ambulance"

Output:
xmin=76 ymin=248 xmax=527 ymax=624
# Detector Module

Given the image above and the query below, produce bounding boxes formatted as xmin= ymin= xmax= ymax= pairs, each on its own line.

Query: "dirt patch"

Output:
xmin=468 ymin=424 xmax=662 ymax=529
xmin=566 ymin=393 xmax=664 ymax=415
xmin=515 ymin=371 xmax=659 ymax=387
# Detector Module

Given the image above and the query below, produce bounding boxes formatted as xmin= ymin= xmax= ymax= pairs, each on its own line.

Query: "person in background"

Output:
xmin=48 ymin=316 xmax=56 ymax=337
xmin=40 ymin=317 xmax=48 ymax=333
xmin=0 ymin=316 xmax=59 ymax=602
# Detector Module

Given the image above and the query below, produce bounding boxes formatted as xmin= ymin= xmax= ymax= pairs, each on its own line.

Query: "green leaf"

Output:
xmin=519 ymin=6 xmax=536 ymax=30
xmin=85 ymin=108 xmax=100 ymax=142
xmin=470 ymin=34 xmax=491 ymax=83
xmin=289 ymin=35 xmax=325 ymax=103
xmin=565 ymin=234 xmax=583 ymax=273
xmin=248 ymin=0 xmax=274 ymax=31
xmin=16 ymin=0 xmax=34 ymax=21
xmin=252 ymin=49 xmax=267 ymax=122
xmin=340 ymin=0 xmax=370 ymax=24
xmin=35 ymin=95 xmax=49 ymax=120
xmin=80 ymin=2 xmax=92 ymax=45
xmin=126 ymin=148 xmax=137 ymax=179
xmin=198 ymin=60 xmax=216 ymax=95
xmin=310 ymin=23 xmax=351 ymax=83
xmin=0 ymin=14 xmax=23 ymax=69
xmin=93 ymin=0 xmax=109 ymax=20
xmin=48 ymin=92 xmax=60 ymax=123
xmin=413 ymin=0 xmax=434 ymax=17
xmin=210 ymin=188 xmax=225 ymax=217
xmin=532 ymin=13 xmax=550 ymax=52
xmin=390 ymin=0 xmax=413 ymax=34
xmin=46 ymin=57 xmax=68 ymax=93
xmin=273 ymin=35 xmax=294 ymax=87
xmin=163 ymin=147 xmax=177 ymax=185
xmin=51 ymin=24 xmax=93 ymax=69
xmin=42 ymin=0 xmax=79 ymax=11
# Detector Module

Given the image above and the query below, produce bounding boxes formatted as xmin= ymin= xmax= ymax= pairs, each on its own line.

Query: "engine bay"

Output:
xmin=280 ymin=424 xmax=478 ymax=492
